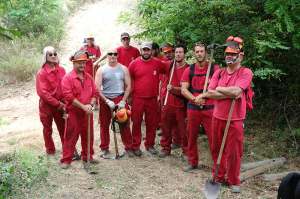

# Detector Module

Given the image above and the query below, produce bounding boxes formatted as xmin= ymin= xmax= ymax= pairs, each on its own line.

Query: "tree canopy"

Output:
xmin=121 ymin=0 xmax=300 ymax=149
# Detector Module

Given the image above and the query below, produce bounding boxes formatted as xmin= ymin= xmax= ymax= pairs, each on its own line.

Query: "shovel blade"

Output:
xmin=203 ymin=180 xmax=221 ymax=199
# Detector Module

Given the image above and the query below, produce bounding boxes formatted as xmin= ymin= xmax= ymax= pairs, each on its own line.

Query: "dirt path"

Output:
xmin=0 ymin=0 xmax=279 ymax=198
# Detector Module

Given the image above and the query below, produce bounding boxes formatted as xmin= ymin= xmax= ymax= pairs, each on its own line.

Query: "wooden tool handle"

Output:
xmin=216 ymin=99 xmax=235 ymax=165
xmin=203 ymin=48 xmax=214 ymax=93
xmin=163 ymin=60 xmax=176 ymax=106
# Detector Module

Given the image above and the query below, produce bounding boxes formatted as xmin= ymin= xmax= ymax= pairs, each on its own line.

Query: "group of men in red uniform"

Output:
xmin=35 ymin=32 xmax=253 ymax=193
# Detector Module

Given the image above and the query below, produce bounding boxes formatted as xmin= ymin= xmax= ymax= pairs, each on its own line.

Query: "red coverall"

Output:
xmin=36 ymin=63 xmax=66 ymax=154
xmin=181 ymin=63 xmax=218 ymax=167
xmin=158 ymin=60 xmax=181 ymax=146
xmin=208 ymin=67 xmax=253 ymax=185
xmin=160 ymin=63 xmax=189 ymax=154
xmin=80 ymin=45 xmax=101 ymax=78
xmin=117 ymin=45 xmax=140 ymax=67
xmin=129 ymin=57 xmax=166 ymax=150
xmin=99 ymin=95 xmax=133 ymax=151
xmin=60 ymin=70 xmax=98 ymax=164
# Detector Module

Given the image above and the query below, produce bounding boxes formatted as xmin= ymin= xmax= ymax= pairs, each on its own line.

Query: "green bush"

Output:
xmin=121 ymin=0 xmax=300 ymax=154
xmin=3 ymin=0 xmax=65 ymax=38
xmin=0 ymin=150 xmax=48 ymax=198
xmin=0 ymin=0 xmax=67 ymax=83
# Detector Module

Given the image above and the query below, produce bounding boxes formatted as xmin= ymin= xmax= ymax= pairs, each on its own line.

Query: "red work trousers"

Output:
xmin=187 ymin=109 xmax=213 ymax=166
xmin=158 ymin=98 xmax=181 ymax=145
xmin=60 ymin=110 xmax=94 ymax=164
xmin=99 ymin=96 xmax=133 ymax=151
xmin=39 ymin=101 xmax=65 ymax=154
xmin=131 ymin=97 xmax=158 ymax=150
xmin=160 ymin=105 xmax=187 ymax=154
xmin=211 ymin=117 xmax=244 ymax=185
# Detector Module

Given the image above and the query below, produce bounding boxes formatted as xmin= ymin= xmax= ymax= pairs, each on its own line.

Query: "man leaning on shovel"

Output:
xmin=60 ymin=50 xmax=99 ymax=169
xmin=196 ymin=36 xmax=253 ymax=193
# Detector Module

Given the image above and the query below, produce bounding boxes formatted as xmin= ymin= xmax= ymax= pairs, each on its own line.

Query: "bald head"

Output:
xmin=107 ymin=48 xmax=118 ymax=66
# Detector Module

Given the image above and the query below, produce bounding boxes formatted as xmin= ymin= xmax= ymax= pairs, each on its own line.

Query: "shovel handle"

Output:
xmin=199 ymin=48 xmax=214 ymax=109
xmin=87 ymin=114 xmax=91 ymax=165
xmin=163 ymin=60 xmax=176 ymax=106
xmin=216 ymin=99 xmax=235 ymax=165
xmin=203 ymin=48 xmax=214 ymax=93
xmin=112 ymin=120 xmax=120 ymax=157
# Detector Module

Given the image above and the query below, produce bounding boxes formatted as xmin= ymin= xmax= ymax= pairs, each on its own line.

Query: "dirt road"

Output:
xmin=0 ymin=0 xmax=278 ymax=198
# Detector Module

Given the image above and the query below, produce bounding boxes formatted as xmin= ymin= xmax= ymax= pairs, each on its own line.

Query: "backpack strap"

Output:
xmin=189 ymin=63 xmax=195 ymax=84
xmin=209 ymin=63 xmax=216 ymax=77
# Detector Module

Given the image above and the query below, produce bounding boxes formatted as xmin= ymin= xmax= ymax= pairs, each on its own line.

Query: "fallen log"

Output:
xmin=263 ymin=171 xmax=299 ymax=182
xmin=241 ymin=157 xmax=287 ymax=182
xmin=241 ymin=157 xmax=286 ymax=171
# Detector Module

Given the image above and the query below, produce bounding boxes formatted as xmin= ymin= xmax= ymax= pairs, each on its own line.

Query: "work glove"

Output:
xmin=167 ymin=84 xmax=173 ymax=91
xmin=117 ymin=100 xmax=126 ymax=109
xmin=105 ymin=99 xmax=115 ymax=110
xmin=58 ymin=102 xmax=65 ymax=110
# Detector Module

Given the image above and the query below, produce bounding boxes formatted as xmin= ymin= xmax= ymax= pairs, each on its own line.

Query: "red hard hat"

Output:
xmin=225 ymin=36 xmax=244 ymax=54
xmin=70 ymin=50 xmax=89 ymax=62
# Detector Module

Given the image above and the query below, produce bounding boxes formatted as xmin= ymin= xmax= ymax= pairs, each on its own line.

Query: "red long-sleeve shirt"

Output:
xmin=80 ymin=45 xmax=101 ymax=77
xmin=36 ymin=63 xmax=66 ymax=107
xmin=61 ymin=70 xmax=98 ymax=111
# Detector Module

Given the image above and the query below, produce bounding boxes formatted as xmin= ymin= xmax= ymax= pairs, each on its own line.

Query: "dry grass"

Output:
xmin=0 ymin=38 xmax=41 ymax=84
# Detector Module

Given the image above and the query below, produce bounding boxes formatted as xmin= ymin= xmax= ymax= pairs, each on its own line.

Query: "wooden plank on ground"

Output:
xmin=241 ymin=157 xmax=287 ymax=182
xmin=241 ymin=157 xmax=286 ymax=171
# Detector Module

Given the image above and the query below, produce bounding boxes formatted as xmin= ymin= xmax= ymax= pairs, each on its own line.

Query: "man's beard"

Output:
xmin=196 ymin=56 xmax=205 ymax=63
xmin=142 ymin=54 xmax=151 ymax=60
xmin=176 ymin=58 xmax=184 ymax=63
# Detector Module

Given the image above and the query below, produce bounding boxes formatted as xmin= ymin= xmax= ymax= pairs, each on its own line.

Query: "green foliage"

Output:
xmin=1 ymin=0 xmax=65 ymax=39
xmin=0 ymin=150 xmax=48 ymax=198
xmin=122 ymin=0 xmax=300 ymax=150
xmin=0 ymin=0 xmax=70 ymax=83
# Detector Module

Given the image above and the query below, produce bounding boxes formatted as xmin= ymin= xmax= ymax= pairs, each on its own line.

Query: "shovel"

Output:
xmin=111 ymin=119 xmax=125 ymax=159
xmin=100 ymin=109 xmax=125 ymax=160
xmin=203 ymin=99 xmax=235 ymax=199
xmin=84 ymin=113 xmax=98 ymax=174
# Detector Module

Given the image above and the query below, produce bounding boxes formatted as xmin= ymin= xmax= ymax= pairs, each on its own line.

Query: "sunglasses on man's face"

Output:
xmin=107 ymin=52 xmax=118 ymax=56
xmin=48 ymin=52 xmax=57 ymax=57
xmin=142 ymin=48 xmax=151 ymax=51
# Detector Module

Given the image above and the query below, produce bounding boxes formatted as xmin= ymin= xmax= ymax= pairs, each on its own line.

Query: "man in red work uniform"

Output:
xmin=181 ymin=42 xmax=219 ymax=172
xmin=159 ymin=44 xmax=189 ymax=158
xmin=36 ymin=46 xmax=66 ymax=155
xmin=117 ymin=32 xmax=140 ymax=67
xmin=60 ymin=50 xmax=99 ymax=169
xmin=80 ymin=34 xmax=101 ymax=78
xmin=196 ymin=36 xmax=253 ymax=193
xmin=129 ymin=42 xmax=166 ymax=156
xmin=158 ymin=43 xmax=181 ymax=148
xmin=95 ymin=48 xmax=134 ymax=157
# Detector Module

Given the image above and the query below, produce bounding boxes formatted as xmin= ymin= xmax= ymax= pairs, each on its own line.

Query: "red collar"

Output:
xmin=43 ymin=63 xmax=58 ymax=74
xmin=70 ymin=69 xmax=87 ymax=80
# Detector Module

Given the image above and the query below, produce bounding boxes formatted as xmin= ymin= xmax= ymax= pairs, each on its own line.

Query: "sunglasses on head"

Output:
xmin=107 ymin=52 xmax=118 ymax=56
xmin=48 ymin=52 xmax=57 ymax=57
